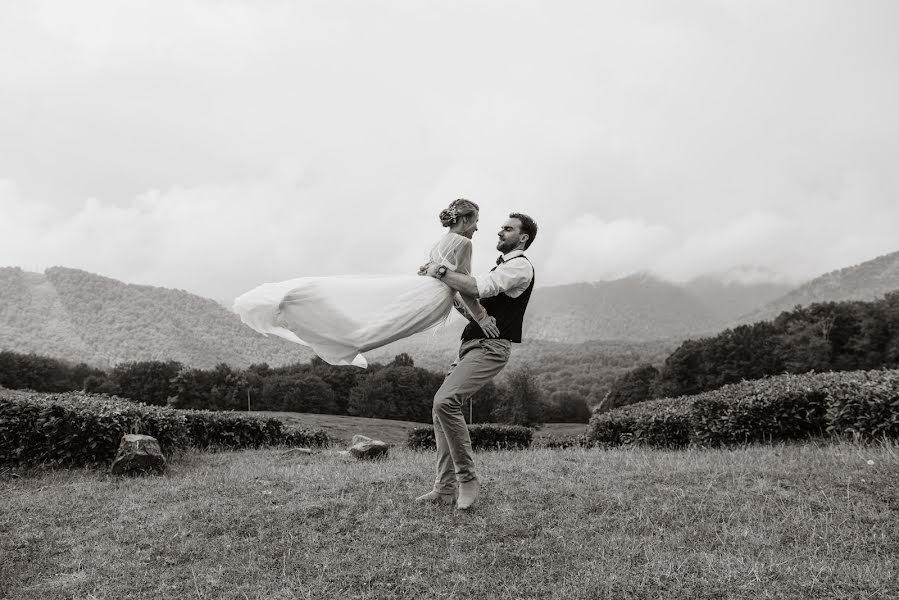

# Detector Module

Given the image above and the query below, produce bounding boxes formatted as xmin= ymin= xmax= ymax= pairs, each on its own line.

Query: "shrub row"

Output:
xmin=407 ymin=424 xmax=533 ymax=451
xmin=825 ymin=370 xmax=899 ymax=439
xmin=586 ymin=369 xmax=899 ymax=448
xmin=0 ymin=389 xmax=333 ymax=468
xmin=586 ymin=397 xmax=694 ymax=448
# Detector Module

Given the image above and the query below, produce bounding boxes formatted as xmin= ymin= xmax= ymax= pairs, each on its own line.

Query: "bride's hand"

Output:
xmin=478 ymin=315 xmax=500 ymax=338
xmin=417 ymin=263 xmax=431 ymax=276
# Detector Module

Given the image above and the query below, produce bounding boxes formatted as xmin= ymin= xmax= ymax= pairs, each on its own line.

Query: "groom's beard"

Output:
xmin=497 ymin=240 xmax=516 ymax=253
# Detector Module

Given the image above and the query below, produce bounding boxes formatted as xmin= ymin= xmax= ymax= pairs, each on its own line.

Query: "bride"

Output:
xmin=233 ymin=199 xmax=498 ymax=368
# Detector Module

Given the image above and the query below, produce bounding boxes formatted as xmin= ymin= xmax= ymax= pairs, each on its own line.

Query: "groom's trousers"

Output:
xmin=432 ymin=337 xmax=512 ymax=494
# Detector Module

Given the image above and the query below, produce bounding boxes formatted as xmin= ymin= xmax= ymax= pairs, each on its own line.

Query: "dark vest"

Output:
xmin=461 ymin=256 xmax=534 ymax=343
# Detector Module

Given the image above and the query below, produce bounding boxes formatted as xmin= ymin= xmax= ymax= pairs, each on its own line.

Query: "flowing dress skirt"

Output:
xmin=234 ymin=275 xmax=454 ymax=368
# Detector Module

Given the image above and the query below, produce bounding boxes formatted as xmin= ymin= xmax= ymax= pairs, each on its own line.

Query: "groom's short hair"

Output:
xmin=510 ymin=213 xmax=537 ymax=250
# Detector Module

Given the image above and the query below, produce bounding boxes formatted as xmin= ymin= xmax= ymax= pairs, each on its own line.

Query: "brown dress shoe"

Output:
xmin=415 ymin=490 xmax=455 ymax=505
xmin=456 ymin=479 xmax=480 ymax=510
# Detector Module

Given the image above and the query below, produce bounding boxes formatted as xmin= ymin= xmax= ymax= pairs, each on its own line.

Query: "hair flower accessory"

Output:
xmin=448 ymin=207 xmax=458 ymax=223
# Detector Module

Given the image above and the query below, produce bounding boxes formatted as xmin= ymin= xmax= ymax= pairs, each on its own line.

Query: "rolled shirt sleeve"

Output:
xmin=475 ymin=256 xmax=534 ymax=299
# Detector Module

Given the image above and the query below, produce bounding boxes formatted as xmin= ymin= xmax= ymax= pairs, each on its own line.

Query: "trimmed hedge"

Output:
xmin=182 ymin=410 xmax=283 ymax=449
xmin=825 ymin=370 xmax=899 ymax=440
xmin=586 ymin=369 xmax=899 ymax=448
xmin=587 ymin=397 xmax=693 ymax=448
xmin=283 ymin=426 xmax=333 ymax=448
xmin=0 ymin=389 xmax=333 ymax=469
xmin=0 ymin=389 xmax=189 ymax=467
xmin=407 ymin=424 xmax=533 ymax=450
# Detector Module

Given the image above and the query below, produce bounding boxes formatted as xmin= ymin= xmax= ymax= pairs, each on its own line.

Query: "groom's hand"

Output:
xmin=417 ymin=262 xmax=432 ymax=276
xmin=478 ymin=316 xmax=500 ymax=338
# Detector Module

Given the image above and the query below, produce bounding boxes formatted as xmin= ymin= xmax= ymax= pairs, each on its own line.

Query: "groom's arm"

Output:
xmin=421 ymin=259 xmax=533 ymax=299
xmin=428 ymin=266 xmax=480 ymax=297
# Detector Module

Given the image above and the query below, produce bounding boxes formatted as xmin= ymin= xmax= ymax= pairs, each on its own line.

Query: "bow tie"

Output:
xmin=496 ymin=255 xmax=505 ymax=265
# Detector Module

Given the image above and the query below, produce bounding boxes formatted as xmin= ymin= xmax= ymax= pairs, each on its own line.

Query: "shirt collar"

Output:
xmin=501 ymin=249 xmax=525 ymax=261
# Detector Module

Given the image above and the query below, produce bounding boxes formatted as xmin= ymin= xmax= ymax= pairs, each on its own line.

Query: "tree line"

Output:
xmin=602 ymin=292 xmax=899 ymax=411
xmin=0 ymin=351 xmax=591 ymax=425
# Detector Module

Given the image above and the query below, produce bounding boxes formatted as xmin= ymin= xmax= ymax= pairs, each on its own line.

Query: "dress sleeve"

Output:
xmin=449 ymin=237 xmax=488 ymax=322
xmin=430 ymin=234 xmax=463 ymax=271
xmin=430 ymin=233 xmax=471 ymax=273
xmin=453 ymin=237 xmax=473 ymax=275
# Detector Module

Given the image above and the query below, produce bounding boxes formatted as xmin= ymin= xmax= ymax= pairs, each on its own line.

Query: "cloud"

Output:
xmin=542 ymin=216 xmax=675 ymax=285
xmin=2 ymin=1 xmax=899 ymax=299
xmin=653 ymin=213 xmax=793 ymax=281
xmin=0 ymin=170 xmax=519 ymax=301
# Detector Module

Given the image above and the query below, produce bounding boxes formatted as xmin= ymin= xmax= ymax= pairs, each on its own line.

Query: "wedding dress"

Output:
xmin=233 ymin=233 xmax=486 ymax=368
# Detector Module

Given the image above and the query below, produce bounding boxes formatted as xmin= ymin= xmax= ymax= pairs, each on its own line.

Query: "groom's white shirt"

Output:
xmin=475 ymin=250 xmax=534 ymax=299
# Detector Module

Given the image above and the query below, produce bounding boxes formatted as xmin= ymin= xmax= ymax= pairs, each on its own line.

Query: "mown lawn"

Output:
xmin=1 ymin=442 xmax=897 ymax=599
xmin=251 ymin=411 xmax=588 ymax=446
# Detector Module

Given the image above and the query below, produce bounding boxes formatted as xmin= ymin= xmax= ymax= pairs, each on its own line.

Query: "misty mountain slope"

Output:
xmin=1 ymin=264 xmax=795 ymax=370
xmin=738 ymin=249 xmax=899 ymax=324
xmin=683 ymin=273 xmax=794 ymax=323
xmin=1 ymin=267 xmax=676 ymax=402
xmin=0 ymin=267 xmax=102 ymax=364
xmin=0 ymin=267 xmax=313 ymax=368
xmin=523 ymin=274 xmax=724 ymax=342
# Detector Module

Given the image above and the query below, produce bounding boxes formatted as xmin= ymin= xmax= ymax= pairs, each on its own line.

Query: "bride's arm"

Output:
xmin=422 ymin=234 xmax=498 ymax=336
xmin=456 ymin=291 xmax=487 ymax=323
xmin=452 ymin=239 xmax=499 ymax=338
xmin=452 ymin=293 xmax=474 ymax=321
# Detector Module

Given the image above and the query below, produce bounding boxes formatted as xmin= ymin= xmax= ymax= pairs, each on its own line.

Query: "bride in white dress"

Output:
xmin=233 ymin=199 xmax=496 ymax=368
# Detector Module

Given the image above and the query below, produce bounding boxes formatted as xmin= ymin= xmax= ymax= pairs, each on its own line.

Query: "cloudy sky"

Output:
xmin=2 ymin=0 xmax=898 ymax=302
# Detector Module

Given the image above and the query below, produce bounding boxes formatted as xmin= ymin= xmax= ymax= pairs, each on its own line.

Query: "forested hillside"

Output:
xmin=16 ymin=254 xmax=899 ymax=408
xmin=603 ymin=292 xmax=899 ymax=411
xmin=1 ymin=267 xmax=310 ymax=368
xmin=2 ymin=264 xmax=797 ymax=369
xmin=738 ymin=249 xmax=899 ymax=324
xmin=0 ymin=267 xmax=100 ymax=364
xmin=0 ymin=266 xmax=677 ymax=402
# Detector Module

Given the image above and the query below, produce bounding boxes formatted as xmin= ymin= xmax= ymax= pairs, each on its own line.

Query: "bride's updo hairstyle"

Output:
xmin=439 ymin=198 xmax=480 ymax=228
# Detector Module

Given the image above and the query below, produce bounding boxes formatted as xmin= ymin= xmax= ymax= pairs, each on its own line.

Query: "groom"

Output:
xmin=416 ymin=212 xmax=537 ymax=510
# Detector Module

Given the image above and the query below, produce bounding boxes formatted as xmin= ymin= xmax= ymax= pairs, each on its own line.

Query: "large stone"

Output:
xmin=348 ymin=434 xmax=389 ymax=460
xmin=110 ymin=434 xmax=166 ymax=475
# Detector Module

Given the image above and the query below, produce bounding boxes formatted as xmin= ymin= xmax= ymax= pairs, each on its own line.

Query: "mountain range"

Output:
xmin=736 ymin=249 xmax=899 ymax=324
xmin=2 ymin=248 xmax=898 ymax=371
xmin=523 ymin=272 xmax=793 ymax=343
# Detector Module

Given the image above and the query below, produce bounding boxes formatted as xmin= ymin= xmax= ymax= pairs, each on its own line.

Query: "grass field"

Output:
xmin=251 ymin=411 xmax=588 ymax=446
xmin=2 ymin=441 xmax=897 ymax=599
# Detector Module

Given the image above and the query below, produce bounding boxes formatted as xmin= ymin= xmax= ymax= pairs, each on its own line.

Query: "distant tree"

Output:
xmin=83 ymin=373 xmax=116 ymax=395
xmin=884 ymin=292 xmax=899 ymax=364
xmin=261 ymin=373 xmax=339 ymax=413
xmin=466 ymin=381 xmax=504 ymax=424
xmin=600 ymin=364 xmax=659 ymax=412
xmin=545 ymin=390 xmax=591 ymax=423
xmin=0 ymin=351 xmax=76 ymax=393
xmin=246 ymin=362 xmax=271 ymax=376
xmin=774 ymin=306 xmax=834 ymax=373
xmin=391 ymin=353 xmax=415 ymax=367
xmin=242 ymin=363 xmax=270 ymax=411
xmin=492 ymin=365 xmax=544 ymax=427
xmin=205 ymin=363 xmax=249 ymax=411
xmin=110 ymin=360 xmax=183 ymax=406
xmin=310 ymin=359 xmax=367 ymax=414
xmin=169 ymin=367 xmax=210 ymax=409
xmin=347 ymin=365 xmax=441 ymax=422
xmin=653 ymin=322 xmax=783 ymax=399
xmin=70 ymin=362 xmax=106 ymax=391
